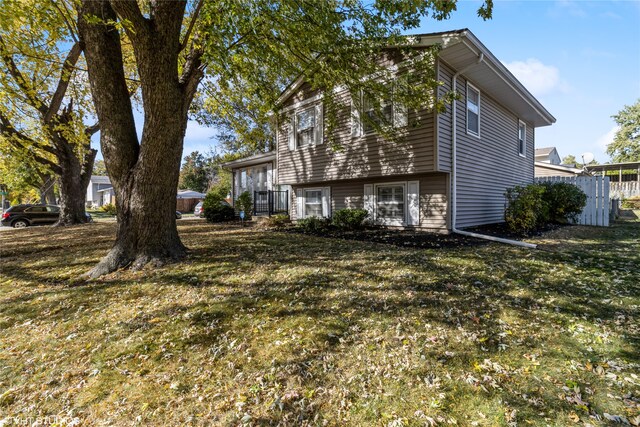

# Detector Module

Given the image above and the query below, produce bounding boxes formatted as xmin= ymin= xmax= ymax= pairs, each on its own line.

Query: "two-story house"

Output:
xmin=224 ymin=29 xmax=555 ymax=231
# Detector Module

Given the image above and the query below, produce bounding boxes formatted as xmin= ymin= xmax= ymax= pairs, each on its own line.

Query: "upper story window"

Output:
xmin=466 ymin=83 xmax=480 ymax=136
xmin=288 ymin=103 xmax=323 ymax=150
xmin=352 ymin=77 xmax=408 ymax=138
xmin=296 ymin=107 xmax=316 ymax=147
xmin=363 ymin=85 xmax=394 ymax=134
xmin=518 ymin=121 xmax=526 ymax=157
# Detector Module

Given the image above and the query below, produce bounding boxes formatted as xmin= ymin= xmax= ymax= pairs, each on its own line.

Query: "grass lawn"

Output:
xmin=86 ymin=210 xmax=116 ymax=220
xmin=0 ymin=216 xmax=638 ymax=426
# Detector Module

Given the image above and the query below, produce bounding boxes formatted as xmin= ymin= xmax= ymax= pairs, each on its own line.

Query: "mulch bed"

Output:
xmin=281 ymin=222 xmax=571 ymax=250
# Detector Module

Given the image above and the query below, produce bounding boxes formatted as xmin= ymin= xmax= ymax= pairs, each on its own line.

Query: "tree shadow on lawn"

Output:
xmin=158 ymin=232 xmax=638 ymax=416
xmin=1 ymin=221 xmax=638 ymax=424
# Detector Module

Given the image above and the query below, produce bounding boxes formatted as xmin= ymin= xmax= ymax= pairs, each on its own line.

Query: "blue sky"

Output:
xmin=97 ymin=0 xmax=640 ymax=165
xmin=416 ymin=0 xmax=640 ymax=164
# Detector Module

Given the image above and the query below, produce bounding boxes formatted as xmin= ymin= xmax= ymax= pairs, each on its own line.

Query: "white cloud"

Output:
xmin=596 ymin=126 xmax=619 ymax=150
xmin=504 ymin=58 xmax=569 ymax=97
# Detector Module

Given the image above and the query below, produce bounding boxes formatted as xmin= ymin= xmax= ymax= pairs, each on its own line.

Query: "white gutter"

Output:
xmin=449 ymin=53 xmax=537 ymax=249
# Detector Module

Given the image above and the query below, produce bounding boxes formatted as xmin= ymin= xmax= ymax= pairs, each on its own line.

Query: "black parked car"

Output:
xmin=1 ymin=204 xmax=92 ymax=228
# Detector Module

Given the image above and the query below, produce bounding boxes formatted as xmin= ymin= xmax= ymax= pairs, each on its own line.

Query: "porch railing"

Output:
xmin=253 ymin=190 xmax=289 ymax=216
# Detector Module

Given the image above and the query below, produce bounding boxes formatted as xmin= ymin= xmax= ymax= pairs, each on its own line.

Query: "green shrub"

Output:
xmin=504 ymin=184 xmax=546 ymax=233
xmin=101 ymin=203 xmax=117 ymax=215
xmin=208 ymin=180 xmax=230 ymax=201
xmin=203 ymin=191 xmax=234 ymax=223
xmin=236 ymin=191 xmax=253 ymax=217
xmin=539 ymin=182 xmax=587 ymax=223
xmin=331 ymin=208 xmax=369 ymax=230
xmin=505 ymin=182 xmax=587 ymax=233
xmin=264 ymin=214 xmax=290 ymax=229
xmin=297 ymin=216 xmax=331 ymax=233
xmin=621 ymin=196 xmax=640 ymax=209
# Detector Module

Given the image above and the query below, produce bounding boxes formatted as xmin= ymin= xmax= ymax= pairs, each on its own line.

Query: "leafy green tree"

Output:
xmin=179 ymin=151 xmax=209 ymax=193
xmin=78 ymin=0 xmax=492 ymax=277
xmin=607 ymin=99 xmax=640 ymax=163
xmin=0 ymin=150 xmax=57 ymax=204
xmin=0 ymin=0 xmax=98 ymax=224
xmin=92 ymin=160 xmax=108 ymax=176
xmin=562 ymin=155 xmax=577 ymax=166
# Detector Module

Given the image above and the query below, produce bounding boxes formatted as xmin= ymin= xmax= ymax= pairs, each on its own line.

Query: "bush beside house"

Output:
xmin=505 ymin=182 xmax=587 ymax=233
xmin=202 ymin=192 xmax=234 ymax=223
xmin=331 ymin=208 xmax=369 ymax=230
xmin=236 ymin=191 xmax=253 ymax=217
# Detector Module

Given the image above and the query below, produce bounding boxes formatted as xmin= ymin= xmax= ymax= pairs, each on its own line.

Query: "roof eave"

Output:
xmin=452 ymin=30 xmax=556 ymax=127
xmin=221 ymin=152 xmax=277 ymax=169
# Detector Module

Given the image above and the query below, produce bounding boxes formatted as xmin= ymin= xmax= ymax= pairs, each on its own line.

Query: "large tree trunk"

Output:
xmin=88 ymin=133 xmax=187 ymax=277
xmin=79 ymin=0 xmax=200 ymax=277
xmin=55 ymin=147 xmax=96 ymax=225
xmin=86 ymin=118 xmax=187 ymax=277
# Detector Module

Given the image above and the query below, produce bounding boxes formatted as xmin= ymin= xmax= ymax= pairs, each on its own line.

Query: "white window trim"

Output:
xmin=303 ymin=188 xmax=323 ymax=218
xmin=298 ymin=187 xmax=330 ymax=219
xmin=289 ymin=103 xmax=323 ymax=150
xmin=280 ymin=92 xmax=323 ymax=114
xmin=295 ymin=105 xmax=316 ymax=148
xmin=518 ymin=120 xmax=526 ymax=158
xmin=373 ymin=181 xmax=408 ymax=226
xmin=466 ymin=82 xmax=481 ymax=138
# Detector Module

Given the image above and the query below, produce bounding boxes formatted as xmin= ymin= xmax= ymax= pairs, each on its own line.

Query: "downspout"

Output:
xmin=449 ymin=52 xmax=537 ymax=249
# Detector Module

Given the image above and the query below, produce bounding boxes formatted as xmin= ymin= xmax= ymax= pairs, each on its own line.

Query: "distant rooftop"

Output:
xmin=535 ymin=147 xmax=556 ymax=156
xmin=90 ymin=175 xmax=111 ymax=184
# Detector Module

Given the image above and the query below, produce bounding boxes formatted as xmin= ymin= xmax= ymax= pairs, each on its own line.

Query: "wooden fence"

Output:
xmin=610 ymin=181 xmax=640 ymax=199
xmin=176 ymin=197 xmax=202 ymax=213
xmin=535 ymin=175 xmax=610 ymax=227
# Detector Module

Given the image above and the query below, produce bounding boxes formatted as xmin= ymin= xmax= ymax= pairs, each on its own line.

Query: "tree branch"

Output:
xmin=0 ymin=111 xmax=60 ymax=157
xmin=50 ymin=0 xmax=79 ymax=42
xmin=31 ymin=151 xmax=63 ymax=175
xmin=179 ymin=0 xmax=203 ymax=52
xmin=179 ymin=45 xmax=205 ymax=115
xmin=0 ymin=35 xmax=48 ymax=116
xmin=109 ymin=0 xmax=149 ymax=42
xmin=0 ymin=131 xmax=62 ymax=175
xmin=79 ymin=0 xmax=140 ymax=181
xmin=44 ymin=42 xmax=83 ymax=125
xmin=85 ymin=122 xmax=100 ymax=137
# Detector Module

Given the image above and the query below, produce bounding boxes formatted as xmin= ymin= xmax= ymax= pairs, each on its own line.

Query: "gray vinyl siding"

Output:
xmin=437 ymin=59 xmax=453 ymax=172
xmin=277 ymin=85 xmax=436 ymax=186
xmin=437 ymin=62 xmax=535 ymax=228
xmin=291 ymin=173 xmax=448 ymax=231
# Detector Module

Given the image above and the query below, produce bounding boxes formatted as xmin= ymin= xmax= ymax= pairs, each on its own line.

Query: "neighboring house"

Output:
xmin=535 ymin=162 xmax=586 ymax=177
xmin=98 ymin=187 xmax=116 ymax=206
xmin=226 ymin=29 xmax=555 ymax=230
xmin=223 ymin=151 xmax=289 ymax=215
xmin=533 ymin=146 xmax=587 ymax=177
xmin=535 ymin=147 xmax=561 ymax=165
xmin=86 ymin=175 xmax=112 ymax=208
xmin=176 ymin=190 xmax=206 ymax=212
xmin=586 ymin=161 xmax=640 ymax=198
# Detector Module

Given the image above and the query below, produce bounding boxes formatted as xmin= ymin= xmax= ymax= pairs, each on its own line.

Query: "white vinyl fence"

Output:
xmin=535 ymin=175 xmax=610 ymax=227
